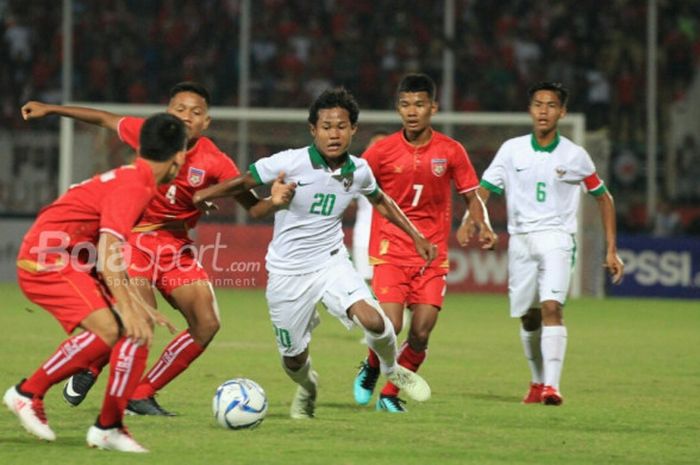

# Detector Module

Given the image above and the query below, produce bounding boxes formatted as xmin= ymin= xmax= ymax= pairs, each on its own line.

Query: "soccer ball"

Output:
xmin=212 ymin=378 xmax=268 ymax=429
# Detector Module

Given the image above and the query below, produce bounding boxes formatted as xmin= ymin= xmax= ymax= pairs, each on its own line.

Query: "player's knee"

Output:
xmin=408 ymin=328 xmax=430 ymax=351
xmin=540 ymin=301 xmax=563 ymax=324
xmin=521 ymin=307 xmax=542 ymax=331
xmin=97 ymin=323 xmax=121 ymax=347
xmin=190 ymin=316 xmax=220 ymax=345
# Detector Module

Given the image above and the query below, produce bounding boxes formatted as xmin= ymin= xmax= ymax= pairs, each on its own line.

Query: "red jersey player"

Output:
xmin=20 ymin=82 xmax=291 ymax=415
xmin=353 ymin=74 xmax=497 ymax=413
xmin=4 ymin=113 xmax=186 ymax=452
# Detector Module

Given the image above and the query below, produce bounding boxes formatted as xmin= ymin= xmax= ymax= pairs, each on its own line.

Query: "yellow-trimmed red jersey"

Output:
xmin=364 ymin=130 xmax=478 ymax=268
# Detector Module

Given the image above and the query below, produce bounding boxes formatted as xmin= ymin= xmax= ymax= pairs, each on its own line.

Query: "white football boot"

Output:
xmin=86 ymin=425 xmax=148 ymax=453
xmin=289 ymin=370 xmax=318 ymax=419
xmin=3 ymin=385 xmax=56 ymax=441
xmin=386 ymin=365 xmax=431 ymax=402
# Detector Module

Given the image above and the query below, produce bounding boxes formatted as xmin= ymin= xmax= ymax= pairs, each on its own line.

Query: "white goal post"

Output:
xmin=60 ymin=105 xmax=595 ymax=297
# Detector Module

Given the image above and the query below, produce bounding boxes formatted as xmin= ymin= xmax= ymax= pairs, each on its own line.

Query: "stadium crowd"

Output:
xmin=1 ymin=0 xmax=699 ymax=232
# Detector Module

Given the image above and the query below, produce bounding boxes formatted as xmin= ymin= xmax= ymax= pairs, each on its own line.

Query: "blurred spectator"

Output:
xmin=652 ymin=198 xmax=682 ymax=237
xmin=2 ymin=0 xmax=700 ymax=227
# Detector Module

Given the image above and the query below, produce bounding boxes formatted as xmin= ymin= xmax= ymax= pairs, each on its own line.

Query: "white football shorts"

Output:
xmin=265 ymin=249 xmax=377 ymax=357
xmin=508 ymin=230 xmax=576 ymax=317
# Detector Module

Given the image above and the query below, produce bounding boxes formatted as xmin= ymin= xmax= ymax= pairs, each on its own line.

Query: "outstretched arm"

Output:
xmin=595 ymin=191 xmax=625 ymax=284
xmin=368 ymin=189 xmax=437 ymax=263
xmin=21 ymin=101 xmax=122 ymax=131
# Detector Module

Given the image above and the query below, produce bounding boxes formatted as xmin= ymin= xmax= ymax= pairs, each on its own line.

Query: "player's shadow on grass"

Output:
xmin=465 ymin=392 xmax=520 ymax=403
xmin=0 ymin=436 xmax=85 ymax=447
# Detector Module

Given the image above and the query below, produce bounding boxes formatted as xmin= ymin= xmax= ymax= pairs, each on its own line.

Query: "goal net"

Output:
xmin=61 ymin=105 xmax=605 ymax=297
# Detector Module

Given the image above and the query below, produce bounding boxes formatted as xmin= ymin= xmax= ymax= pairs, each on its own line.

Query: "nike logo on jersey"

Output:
xmin=297 ymin=181 xmax=313 ymax=187
xmin=347 ymin=288 xmax=361 ymax=295
xmin=551 ymin=289 xmax=563 ymax=294
xmin=516 ymin=168 xmax=527 ymax=172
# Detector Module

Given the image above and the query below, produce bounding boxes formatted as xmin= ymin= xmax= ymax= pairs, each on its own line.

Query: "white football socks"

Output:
xmin=361 ymin=312 xmax=398 ymax=376
xmin=520 ymin=326 xmax=544 ymax=384
xmin=282 ymin=357 xmax=317 ymax=394
xmin=541 ymin=325 xmax=568 ymax=389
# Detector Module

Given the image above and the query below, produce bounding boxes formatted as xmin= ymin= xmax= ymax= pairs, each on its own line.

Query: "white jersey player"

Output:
xmin=193 ymin=88 xmax=436 ymax=418
xmin=460 ymin=82 xmax=624 ymax=406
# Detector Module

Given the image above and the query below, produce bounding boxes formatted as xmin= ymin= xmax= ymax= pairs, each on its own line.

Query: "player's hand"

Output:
xmin=415 ymin=235 xmax=438 ymax=264
xmin=478 ymin=225 xmax=498 ymax=250
xmin=21 ymin=101 xmax=51 ymax=120
xmin=456 ymin=218 xmax=476 ymax=246
xmin=148 ymin=307 xmax=178 ymax=335
xmin=604 ymin=251 xmax=625 ymax=284
xmin=119 ymin=306 xmax=154 ymax=347
xmin=270 ymin=171 xmax=296 ymax=207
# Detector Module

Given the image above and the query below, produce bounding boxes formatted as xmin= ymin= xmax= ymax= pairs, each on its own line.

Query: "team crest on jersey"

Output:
xmin=555 ymin=166 xmax=567 ymax=178
xmin=188 ymin=167 xmax=206 ymax=187
xmin=431 ymin=158 xmax=447 ymax=177
xmin=332 ymin=173 xmax=354 ymax=191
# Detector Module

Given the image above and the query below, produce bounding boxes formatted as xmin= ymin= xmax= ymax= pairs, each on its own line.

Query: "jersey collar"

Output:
xmin=309 ymin=144 xmax=356 ymax=175
xmin=530 ymin=131 xmax=560 ymax=153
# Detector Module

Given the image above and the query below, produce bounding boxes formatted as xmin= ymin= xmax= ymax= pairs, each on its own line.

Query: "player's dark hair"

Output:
xmin=169 ymin=81 xmax=211 ymax=106
xmin=397 ymin=73 xmax=437 ymax=101
xmin=308 ymin=87 xmax=360 ymax=126
xmin=139 ymin=113 xmax=187 ymax=162
xmin=527 ymin=81 xmax=569 ymax=106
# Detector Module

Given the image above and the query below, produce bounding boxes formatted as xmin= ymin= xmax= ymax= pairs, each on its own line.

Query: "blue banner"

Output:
xmin=610 ymin=235 xmax=700 ymax=299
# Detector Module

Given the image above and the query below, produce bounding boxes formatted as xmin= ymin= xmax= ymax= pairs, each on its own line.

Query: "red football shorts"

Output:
xmin=371 ymin=263 xmax=447 ymax=308
xmin=127 ymin=231 xmax=209 ymax=296
xmin=17 ymin=266 xmax=112 ymax=334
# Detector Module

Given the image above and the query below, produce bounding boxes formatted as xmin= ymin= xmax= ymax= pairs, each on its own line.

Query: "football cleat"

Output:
xmin=126 ymin=397 xmax=176 ymax=416
xmin=386 ymin=365 xmax=431 ymax=402
xmin=87 ymin=424 xmax=148 ymax=453
xmin=63 ymin=370 xmax=97 ymax=407
xmin=376 ymin=395 xmax=407 ymax=413
xmin=3 ymin=385 xmax=56 ymax=441
xmin=542 ymin=385 xmax=563 ymax=406
xmin=290 ymin=370 xmax=318 ymax=419
xmin=522 ymin=382 xmax=544 ymax=404
xmin=353 ymin=359 xmax=380 ymax=406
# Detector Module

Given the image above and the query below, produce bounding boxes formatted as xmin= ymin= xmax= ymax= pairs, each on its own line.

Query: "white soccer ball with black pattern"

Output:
xmin=212 ymin=378 xmax=268 ymax=429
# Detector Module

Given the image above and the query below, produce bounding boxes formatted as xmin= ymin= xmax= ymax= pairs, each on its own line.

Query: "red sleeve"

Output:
xmin=212 ymin=152 xmax=240 ymax=182
xmin=451 ymin=144 xmax=479 ymax=193
xmin=117 ymin=116 xmax=145 ymax=150
xmin=362 ymin=144 xmax=380 ymax=178
xmin=99 ymin=183 xmax=153 ymax=241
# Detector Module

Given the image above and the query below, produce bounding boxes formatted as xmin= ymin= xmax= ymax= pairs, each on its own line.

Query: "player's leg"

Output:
xmin=267 ymin=271 xmax=323 ymax=419
xmin=88 ymin=336 xmax=150 ymax=452
xmin=354 ymin=264 xmax=409 ymax=405
xmin=321 ymin=257 xmax=430 ymax=406
xmin=508 ymin=234 xmax=543 ymax=403
xmin=536 ymin=231 xmax=575 ymax=406
xmin=5 ymin=268 xmax=118 ymax=441
xmin=376 ymin=268 xmax=444 ymax=408
xmin=128 ymin=247 xmax=215 ymax=415
xmin=282 ymin=349 xmax=319 ymax=419
xmin=520 ymin=307 xmax=544 ymax=403
xmin=63 ymin=241 xmax=161 ymax=407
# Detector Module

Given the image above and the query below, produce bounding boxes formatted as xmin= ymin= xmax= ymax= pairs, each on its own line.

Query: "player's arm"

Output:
xmin=194 ymin=172 xmax=295 ymax=216
xmin=96 ymin=232 xmax=153 ymax=346
xmin=457 ymin=188 xmax=497 ymax=249
xmin=21 ymin=101 xmax=122 ymax=131
xmin=367 ymin=189 xmax=437 ymax=262
xmin=594 ymin=189 xmax=625 ymax=284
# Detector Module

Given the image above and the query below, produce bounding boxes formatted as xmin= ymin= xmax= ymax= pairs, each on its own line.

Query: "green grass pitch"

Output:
xmin=0 ymin=282 xmax=698 ymax=465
